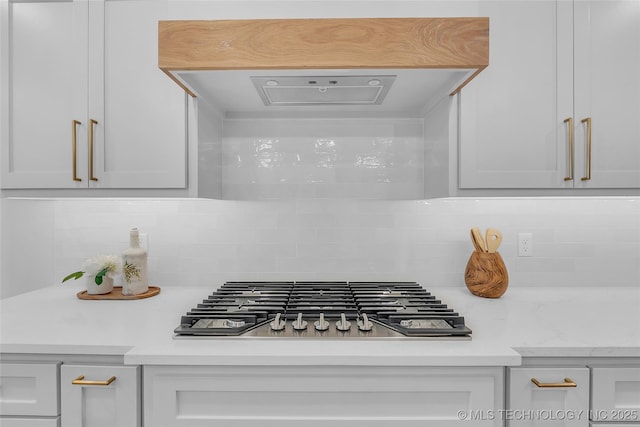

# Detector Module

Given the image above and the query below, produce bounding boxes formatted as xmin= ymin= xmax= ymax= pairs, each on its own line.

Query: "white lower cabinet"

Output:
xmin=143 ymin=365 xmax=504 ymax=427
xmin=3 ymin=357 xmax=638 ymax=427
xmin=507 ymin=367 xmax=590 ymax=426
xmin=0 ymin=362 xmax=60 ymax=426
xmin=60 ymin=364 xmax=140 ymax=427
xmin=590 ymin=367 xmax=640 ymax=424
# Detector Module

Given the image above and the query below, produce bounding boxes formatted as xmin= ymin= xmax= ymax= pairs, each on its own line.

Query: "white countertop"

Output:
xmin=1 ymin=284 xmax=639 ymax=366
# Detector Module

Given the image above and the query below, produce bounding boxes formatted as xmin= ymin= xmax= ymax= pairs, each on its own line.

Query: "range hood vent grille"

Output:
xmin=251 ymin=76 xmax=395 ymax=106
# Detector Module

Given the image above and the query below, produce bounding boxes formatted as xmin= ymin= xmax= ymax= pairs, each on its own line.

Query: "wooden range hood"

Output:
xmin=158 ymin=18 xmax=489 ymax=116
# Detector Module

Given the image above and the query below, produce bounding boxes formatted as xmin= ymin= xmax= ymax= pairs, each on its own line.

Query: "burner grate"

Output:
xmin=174 ymin=281 xmax=471 ymax=338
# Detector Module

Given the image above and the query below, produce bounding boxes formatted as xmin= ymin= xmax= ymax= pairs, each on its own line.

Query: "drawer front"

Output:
xmin=0 ymin=362 xmax=60 ymax=416
xmin=145 ymin=365 xmax=504 ymax=427
xmin=0 ymin=416 xmax=60 ymax=427
xmin=60 ymin=364 xmax=141 ymax=427
xmin=508 ymin=367 xmax=590 ymax=426
xmin=590 ymin=367 xmax=640 ymax=423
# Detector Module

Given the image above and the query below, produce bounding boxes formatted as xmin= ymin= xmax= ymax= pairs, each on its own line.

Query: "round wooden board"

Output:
xmin=77 ymin=286 xmax=161 ymax=300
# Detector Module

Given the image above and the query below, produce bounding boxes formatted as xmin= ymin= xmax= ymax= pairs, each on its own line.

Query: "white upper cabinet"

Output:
xmin=459 ymin=0 xmax=640 ymax=189
xmin=1 ymin=0 xmax=87 ymax=188
xmin=460 ymin=1 xmax=563 ymax=189
xmin=572 ymin=0 xmax=640 ymax=188
xmin=1 ymin=0 xmax=186 ymax=189
xmin=89 ymin=0 xmax=186 ymax=188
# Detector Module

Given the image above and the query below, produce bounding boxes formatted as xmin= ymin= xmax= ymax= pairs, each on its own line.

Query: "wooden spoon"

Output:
xmin=485 ymin=228 xmax=503 ymax=253
xmin=471 ymin=227 xmax=487 ymax=252
xmin=470 ymin=229 xmax=484 ymax=252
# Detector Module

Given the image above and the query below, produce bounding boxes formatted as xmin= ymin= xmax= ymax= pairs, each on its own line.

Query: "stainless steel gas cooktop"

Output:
xmin=174 ymin=281 xmax=471 ymax=339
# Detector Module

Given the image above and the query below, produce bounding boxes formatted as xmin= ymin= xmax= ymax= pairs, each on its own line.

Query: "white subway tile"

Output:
xmin=2 ymin=197 xmax=639 ymax=298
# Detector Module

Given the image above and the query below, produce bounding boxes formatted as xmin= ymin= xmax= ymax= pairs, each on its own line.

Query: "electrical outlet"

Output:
xmin=518 ymin=232 xmax=533 ymax=257
xmin=139 ymin=233 xmax=148 ymax=251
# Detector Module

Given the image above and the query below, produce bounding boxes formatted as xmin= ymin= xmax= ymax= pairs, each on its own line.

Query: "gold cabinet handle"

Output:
xmin=531 ymin=377 xmax=577 ymax=388
xmin=72 ymin=375 xmax=116 ymax=386
xmin=89 ymin=119 xmax=98 ymax=181
xmin=581 ymin=117 xmax=592 ymax=181
xmin=72 ymin=120 xmax=82 ymax=182
xmin=563 ymin=117 xmax=574 ymax=181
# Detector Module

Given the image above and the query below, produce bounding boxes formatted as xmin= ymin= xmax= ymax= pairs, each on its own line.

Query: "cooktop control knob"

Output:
xmin=357 ymin=313 xmax=373 ymax=332
xmin=336 ymin=313 xmax=351 ymax=332
xmin=314 ymin=313 xmax=330 ymax=331
xmin=225 ymin=319 xmax=246 ymax=328
xmin=269 ymin=313 xmax=286 ymax=331
xmin=292 ymin=313 xmax=308 ymax=331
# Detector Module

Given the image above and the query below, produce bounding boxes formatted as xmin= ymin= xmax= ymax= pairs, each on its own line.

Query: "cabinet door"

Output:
xmin=459 ymin=1 xmax=571 ymax=189
xmin=590 ymin=367 xmax=640 ymax=423
xmin=1 ymin=0 xmax=88 ymax=188
xmin=145 ymin=365 xmax=504 ymax=427
xmin=573 ymin=0 xmax=640 ymax=188
xmin=60 ymin=364 xmax=140 ymax=427
xmin=87 ymin=0 xmax=186 ymax=188
xmin=508 ymin=367 xmax=589 ymax=427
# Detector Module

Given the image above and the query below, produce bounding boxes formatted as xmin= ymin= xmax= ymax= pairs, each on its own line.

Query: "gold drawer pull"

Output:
xmin=531 ymin=377 xmax=577 ymax=388
xmin=72 ymin=375 xmax=116 ymax=386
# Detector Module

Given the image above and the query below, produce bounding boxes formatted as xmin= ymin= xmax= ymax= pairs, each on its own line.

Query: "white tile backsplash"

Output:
xmin=0 ymin=199 xmax=55 ymax=298
xmin=1 ymin=196 xmax=639 ymax=298
xmin=221 ymin=118 xmax=425 ymax=199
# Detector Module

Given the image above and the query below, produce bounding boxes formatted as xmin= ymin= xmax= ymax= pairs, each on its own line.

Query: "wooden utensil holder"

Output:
xmin=464 ymin=251 xmax=509 ymax=298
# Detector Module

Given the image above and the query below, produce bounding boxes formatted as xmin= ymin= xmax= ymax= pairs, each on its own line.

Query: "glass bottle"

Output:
xmin=122 ymin=228 xmax=148 ymax=295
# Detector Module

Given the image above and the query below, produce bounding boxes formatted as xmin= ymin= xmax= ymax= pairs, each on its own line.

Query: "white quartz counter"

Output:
xmin=1 ymin=284 xmax=638 ymax=366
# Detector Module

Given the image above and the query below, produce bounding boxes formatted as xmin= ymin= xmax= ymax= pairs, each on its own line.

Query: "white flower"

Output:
xmin=81 ymin=254 xmax=122 ymax=278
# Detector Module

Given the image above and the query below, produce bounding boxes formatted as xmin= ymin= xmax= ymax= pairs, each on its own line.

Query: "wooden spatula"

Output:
xmin=485 ymin=228 xmax=503 ymax=253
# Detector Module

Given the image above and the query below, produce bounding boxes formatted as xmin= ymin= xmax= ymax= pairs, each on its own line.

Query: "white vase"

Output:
xmin=85 ymin=275 xmax=114 ymax=295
